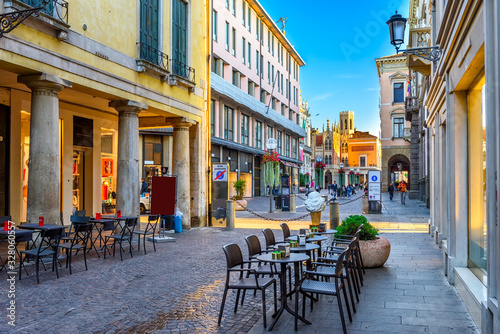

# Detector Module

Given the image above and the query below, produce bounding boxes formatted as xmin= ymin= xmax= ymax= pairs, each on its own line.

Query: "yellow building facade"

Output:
xmin=0 ymin=0 xmax=210 ymax=228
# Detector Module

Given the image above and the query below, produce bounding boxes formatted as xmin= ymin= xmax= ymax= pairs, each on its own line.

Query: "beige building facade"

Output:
xmin=0 ymin=0 xmax=210 ymax=229
xmin=375 ymin=54 xmax=411 ymax=191
xmin=405 ymin=0 xmax=500 ymax=332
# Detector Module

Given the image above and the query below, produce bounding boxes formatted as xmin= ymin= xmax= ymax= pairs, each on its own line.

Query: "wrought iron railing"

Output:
xmin=138 ymin=42 xmax=169 ymax=72
xmin=19 ymin=0 xmax=68 ymax=24
xmin=171 ymin=58 xmax=195 ymax=83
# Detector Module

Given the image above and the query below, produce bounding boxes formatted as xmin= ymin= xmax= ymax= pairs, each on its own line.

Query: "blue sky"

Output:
xmin=259 ymin=0 xmax=409 ymax=136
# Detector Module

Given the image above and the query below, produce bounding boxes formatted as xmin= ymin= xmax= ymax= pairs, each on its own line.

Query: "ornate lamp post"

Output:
xmin=265 ymin=138 xmax=278 ymax=213
xmin=386 ymin=11 xmax=442 ymax=62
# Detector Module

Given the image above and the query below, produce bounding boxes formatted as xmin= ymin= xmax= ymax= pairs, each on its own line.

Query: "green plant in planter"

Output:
xmin=232 ymin=179 xmax=246 ymax=200
xmin=335 ymin=215 xmax=379 ymax=240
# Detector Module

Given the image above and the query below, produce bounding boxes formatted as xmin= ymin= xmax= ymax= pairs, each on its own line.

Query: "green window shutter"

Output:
xmin=172 ymin=0 xmax=187 ymax=75
xmin=140 ymin=0 xmax=159 ymax=48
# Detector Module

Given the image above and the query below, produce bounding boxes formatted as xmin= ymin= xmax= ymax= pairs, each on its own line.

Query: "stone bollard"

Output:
xmin=290 ymin=195 xmax=296 ymax=213
xmin=330 ymin=201 xmax=339 ymax=230
xmin=226 ymin=200 xmax=235 ymax=230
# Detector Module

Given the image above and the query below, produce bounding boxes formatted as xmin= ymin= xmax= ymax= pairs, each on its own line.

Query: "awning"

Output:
xmin=281 ymin=161 xmax=301 ymax=168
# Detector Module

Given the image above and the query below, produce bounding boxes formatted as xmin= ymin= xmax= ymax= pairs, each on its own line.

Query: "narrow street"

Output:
xmin=1 ymin=192 xmax=477 ymax=333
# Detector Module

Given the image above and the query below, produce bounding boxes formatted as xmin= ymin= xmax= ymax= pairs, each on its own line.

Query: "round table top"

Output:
xmin=256 ymin=252 xmax=309 ymax=264
xmin=272 ymin=243 xmax=319 ymax=252
xmin=287 ymin=235 xmax=328 ymax=242
xmin=315 ymin=229 xmax=337 ymax=235
xmin=305 ymin=235 xmax=328 ymax=242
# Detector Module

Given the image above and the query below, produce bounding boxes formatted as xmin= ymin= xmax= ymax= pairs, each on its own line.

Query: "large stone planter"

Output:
xmin=234 ymin=199 xmax=247 ymax=211
xmin=359 ymin=237 xmax=391 ymax=268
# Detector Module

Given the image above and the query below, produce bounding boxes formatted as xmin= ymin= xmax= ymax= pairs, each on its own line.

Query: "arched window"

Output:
xmin=344 ymin=120 xmax=347 ymax=130
xmin=350 ymin=119 xmax=353 ymax=130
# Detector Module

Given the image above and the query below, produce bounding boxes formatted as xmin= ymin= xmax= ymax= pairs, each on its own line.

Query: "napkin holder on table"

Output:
xmin=278 ymin=244 xmax=290 ymax=257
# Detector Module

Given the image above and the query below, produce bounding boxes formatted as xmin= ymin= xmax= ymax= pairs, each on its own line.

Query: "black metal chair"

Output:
xmin=296 ymin=248 xmax=351 ymax=334
xmin=132 ymin=214 xmax=159 ymax=254
xmin=58 ymin=223 xmax=92 ymax=275
xmin=315 ymin=238 xmax=360 ymax=315
xmin=280 ymin=222 xmax=292 ymax=240
xmin=330 ymin=227 xmax=365 ymax=285
xmin=103 ymin=217 xmax=137 ymax=261
xmin=218 ymin=243 xmax=277 ymax=328
xmin=62 ymin=215 xmax=91 ymax=242
xmin=74 ymin=210 xmax=86 ymax=217
xmin=19 ymin=227 xmax=63 ymax=284
xmin=262 ymin=228 xmax=287 ymax=250
xmin=0 ymin=216 xmax=13 ymax=272
xmin=243 ymin=235 xmax=292 ymax=301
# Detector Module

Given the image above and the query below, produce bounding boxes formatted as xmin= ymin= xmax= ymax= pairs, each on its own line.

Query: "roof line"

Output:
xmin=248 ymin=0 xmax=306 ymax=66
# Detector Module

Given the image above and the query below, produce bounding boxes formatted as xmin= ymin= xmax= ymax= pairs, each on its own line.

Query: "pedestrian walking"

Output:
xmin=398 ymin=181 xmax=408 ymax=204
xmin=327 ymin=182 xmax=331 ymax=196
xmin=140 ymin=178 xmax=148 ymax=196
xmin=347 ymin=185 xmax=352 ymax=198
xmin=332 ymin=181 xmax=338 ymax=199
xmin=388 ymin=183 xmax=394 ymax=200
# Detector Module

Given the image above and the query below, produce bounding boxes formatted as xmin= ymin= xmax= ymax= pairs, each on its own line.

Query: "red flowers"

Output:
xmin=262 ymin=150 xmax=280 ymax=163
xmin=314 ymin=162 xmax=326 ymax=170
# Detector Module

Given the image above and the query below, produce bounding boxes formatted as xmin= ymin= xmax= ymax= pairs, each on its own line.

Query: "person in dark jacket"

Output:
xmin=141 ymin=178 xmax=148 ymax=195
xmin=388 ymin=183 xmax=394 ymax=200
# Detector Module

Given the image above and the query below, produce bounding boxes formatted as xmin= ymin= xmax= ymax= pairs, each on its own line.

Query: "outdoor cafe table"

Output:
xmin=315 ymin=229 xmax=337 ymax=235
xmin=273 ymin=243 xmax=319 ymax=270
xmin=256 ymin=253 xmax=311 ymax=331
xmin=287 ymin=235 xmax=328 ymax=258
xmin=89 ymin=219 xmax=116 ymax=256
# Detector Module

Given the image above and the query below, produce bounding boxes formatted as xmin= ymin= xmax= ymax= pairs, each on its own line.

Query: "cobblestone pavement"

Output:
xmin=0 ymin=193 xmax=475 ymax=334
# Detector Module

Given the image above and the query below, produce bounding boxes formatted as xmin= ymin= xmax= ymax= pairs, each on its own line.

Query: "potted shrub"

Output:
xmin=335 ymin=215 xmax=390 ymax=268
xmin=232 ymin=179 xmax=247 ymax=211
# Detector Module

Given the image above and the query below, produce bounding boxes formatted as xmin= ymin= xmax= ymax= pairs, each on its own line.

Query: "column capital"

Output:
xmin=109 ymin=100 xmax=148 ymax=115
xmin=169 ymin=117 xmax=196 ymax=129
xmin=18 ymin=73 xmax=72 ymax=95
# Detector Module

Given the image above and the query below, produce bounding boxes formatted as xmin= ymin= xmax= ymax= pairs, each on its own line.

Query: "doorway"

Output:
xmin=0 ymin=105 xmax=9 ymax=216
xmin=72 ymin=148 xmax=93 ymax=213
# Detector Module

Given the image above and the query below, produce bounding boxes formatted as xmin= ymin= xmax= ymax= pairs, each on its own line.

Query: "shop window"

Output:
xmin=467 ymin=78 xmax=487 ymax=284
xmin=144 ymin=135 xmax=162 ymax=165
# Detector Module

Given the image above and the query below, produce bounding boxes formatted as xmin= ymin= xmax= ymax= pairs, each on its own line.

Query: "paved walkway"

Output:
xmin=0 ymin=192 xmax=478 ymax=333
xmin=248 ymin=232 xmax=478 ymax=334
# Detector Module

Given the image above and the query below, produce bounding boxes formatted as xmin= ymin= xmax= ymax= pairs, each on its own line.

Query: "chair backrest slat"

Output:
xmin=280 ymin=223 xmax=291 ymax=240
xmin=262 ymin=228 xmax=276 ymax=248
xmin=245 ymin=235 xmax=262 ymax=257
xmin=223 ymin=243 xmax=243 ymax=269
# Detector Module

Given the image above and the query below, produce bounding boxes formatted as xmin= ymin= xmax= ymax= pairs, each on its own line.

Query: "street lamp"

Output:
xmin=266 ymin=138 xmax=278 ymax=213
xmin=386 ymin=11 xmax=442 ymax=62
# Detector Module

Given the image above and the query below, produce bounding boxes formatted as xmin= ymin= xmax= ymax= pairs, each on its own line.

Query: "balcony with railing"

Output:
xmin=170 ymin=59 xmax=195 ymax=84
xmin=136 ymin=42 xmax=170 ymax=80
xmin=405 ymin=96 xmax=419 ymax=121
xmin=5 ymin=0 xmax=69 ymax=39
